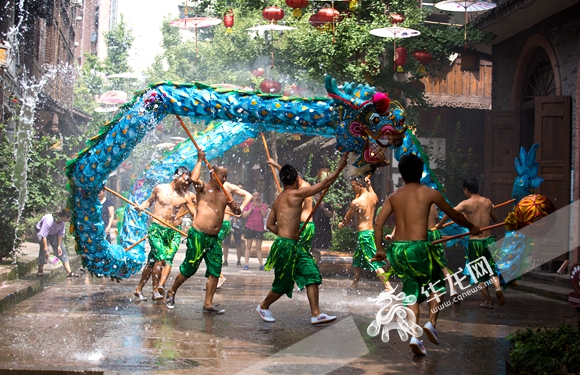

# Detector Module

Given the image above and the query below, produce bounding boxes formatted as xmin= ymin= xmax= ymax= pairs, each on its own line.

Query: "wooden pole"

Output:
xmin=124 ymin=235 xmax=147 ymax=252
xmin=261 ymin=132 xmax=282 ymax=192
xmin=175 ymin=115 xmax=234 ymax=202
xmin=104 ymin=187 xmax=187 ymax=236
xmin=442 ymin=198 xmax=516 ymax=228
xmin=432 ymin=222 xmax=506 ymax=245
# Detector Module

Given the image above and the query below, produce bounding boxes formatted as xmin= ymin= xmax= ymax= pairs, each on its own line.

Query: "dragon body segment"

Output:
xmin=65 ymin=77 xmax=419 ymax=279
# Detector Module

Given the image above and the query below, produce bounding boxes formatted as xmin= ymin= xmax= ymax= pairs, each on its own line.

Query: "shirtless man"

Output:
xmin=339 ymin=175 xmax=392 ymax=291
xmin=373 ymin=154 xmax=480 ymax=356
xmin=215 ymin=182 xmax=252 ymax=287
xmin=133 ymin=160 xmax=198 ymax=302
xmin=165 ymin=163 xmax=241 ymax=312
xmin=267 ymin=159 xmax=315 ymax=253
xmin=436 ymin=177 xmax=504 ymax=309
xmin=256 ymin=154 xmax=348 ymax=325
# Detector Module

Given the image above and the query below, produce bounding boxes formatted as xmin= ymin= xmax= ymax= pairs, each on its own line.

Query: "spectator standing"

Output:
xmin=242 ymin=190 xmax=268 ymax=270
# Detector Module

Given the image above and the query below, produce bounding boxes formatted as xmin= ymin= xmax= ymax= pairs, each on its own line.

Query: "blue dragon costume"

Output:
xmin=65 ymin=74 xmax=540 ymax=281
xmin=65 ymin=76 xmax=419 ymax=279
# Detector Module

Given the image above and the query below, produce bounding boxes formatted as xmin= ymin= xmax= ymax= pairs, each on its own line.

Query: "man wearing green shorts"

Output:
xmin=267 ymin=158 xmax=316 ymax=254
xmin=340 ymin=175 xmax=391 ymax=291
xmin=374 ymin=154 xmax=480 ymax=356
xmin=257 ymin=155 xmax=347 ymax=325
xmin=437 ymin=177 xmax=504 ymax=309
xmin=165 ymin=162 xmax=241 ymax=313
xmin=134 ymin=164 xmax=197 ymax=302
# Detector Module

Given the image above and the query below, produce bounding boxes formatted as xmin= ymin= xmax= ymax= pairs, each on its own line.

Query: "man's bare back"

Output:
xmin=450 ymin=195 xmax=497 ymax=238
xmin=374 ymin=182 xmax=479 ymax=260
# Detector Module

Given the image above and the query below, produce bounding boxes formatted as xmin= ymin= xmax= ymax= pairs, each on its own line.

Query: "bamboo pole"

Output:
xmin=175 ymin=115 xmax=234 ymax=202
xmin=261 ymin=132 xmax=282 ymax=192
xmin=432 ymin=222 xmax=506 ymax=245
xmin=124 ymin=235 xmax=147 ymax=252
xmin=104 ymin=187 xmax=187 ymax=236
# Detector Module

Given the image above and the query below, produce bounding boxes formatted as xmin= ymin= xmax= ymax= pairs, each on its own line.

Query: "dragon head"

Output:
xmin=325 ymin=76 xmax=407 ymax=167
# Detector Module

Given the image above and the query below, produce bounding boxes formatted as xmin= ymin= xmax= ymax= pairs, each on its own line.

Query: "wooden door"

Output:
xmin=533 ymin=96 xmax=571 ymax=267
xmin=484 ymin=111 xmax=520 ymax=234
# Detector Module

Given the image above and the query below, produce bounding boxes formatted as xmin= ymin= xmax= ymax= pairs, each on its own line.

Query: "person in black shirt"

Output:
xmin=312 ymin=192 xmax=333 ymax=249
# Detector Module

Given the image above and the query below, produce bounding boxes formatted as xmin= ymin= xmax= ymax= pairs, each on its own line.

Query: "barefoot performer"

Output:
xmin=436 ymin=177 xmax=505 ymax=309
xmin=256 ymin=153 xmax=348 ymax=325
xmin=340 ymin=174 xmax=392 ymax=292
xmin=132 ymin=157 xmax=199 ymax=302
xmin=373 ymin=154 xmax=480 ymax=356
xmin=165 ymin=161 xmax=241 ymax=312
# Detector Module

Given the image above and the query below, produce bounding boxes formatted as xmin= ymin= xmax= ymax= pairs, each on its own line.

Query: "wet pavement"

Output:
xmin=0 ymin=245 xmax=578 ymax=375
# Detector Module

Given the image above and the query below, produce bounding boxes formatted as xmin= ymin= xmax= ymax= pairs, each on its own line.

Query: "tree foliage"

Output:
xmin=145 ymin=0 xmax=494 ymax=104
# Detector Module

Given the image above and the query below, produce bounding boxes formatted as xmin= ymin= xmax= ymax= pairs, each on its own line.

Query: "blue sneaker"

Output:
xmin=259 ymin=265 xmax=265 ymax=271
xmin=243 ymin=265 xmax=249 ymax=270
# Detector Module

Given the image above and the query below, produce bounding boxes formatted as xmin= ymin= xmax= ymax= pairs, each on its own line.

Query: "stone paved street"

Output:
xmin=0 ymin=245 xmax=578 ymax=375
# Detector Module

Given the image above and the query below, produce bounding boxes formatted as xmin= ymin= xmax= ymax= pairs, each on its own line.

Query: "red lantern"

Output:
xmin=239 ymin=138 xmax=254 ymax=152
xmin=224 ymin=9 xmax=234 ymax=33
xmin=263 ymin=6 xmax=284 ymax=23
xmin=285 ymin=0 xmax=309 ymax=18
xmin=260 ymin=79 xmax=282 ymax=94
xmin=317 ymin=7 xmax=340 ymax=23
xmin=389 ymin=13 xmax=405 ymax=25
xmin=394 ymin=46 xmax=407 ymax=72
xmin=252 ymin=68 xmax=264 ymax=77
xmin=412 ymin=50 xmax=432 ymax=73
xmin=412 ymin=51 xmax=433 ymax=65
xmin=308 ymin=13 xmax=324 ymax=27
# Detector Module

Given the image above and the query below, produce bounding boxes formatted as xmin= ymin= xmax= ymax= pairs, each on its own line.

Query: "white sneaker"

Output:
xmin=410 ymin=337 xmax=427 ymax=356
xmin=256 ymin=305 xmax=275 ymax=322
xmin=423 ymin=321 xmax=440 ymax=345
xmin=311 ymin=313 xmax=337 ymax=325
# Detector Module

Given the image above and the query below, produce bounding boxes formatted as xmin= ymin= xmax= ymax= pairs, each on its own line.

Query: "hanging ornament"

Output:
xmin=389 ymin=13 xmax=405 ymax=25
xmin=394 ymin=46 xmax=407 ymax=72
xmin=263 ymin=6 xmax=285 ymax=24
xmin=260 ymin=79 xmax=282 ymax=94
xmin=285 ymin=0 xmax=309 ymax=18
xmin=309 ymin=13 xmax=324 ymax=28
xmin=224 ymin=9 xmax=234 ymax=33
xmin=240 ymin=138 xmax=254 ymax=152
xmin=412 ymin=50 xmax=432 ymax=73
xmin=252 ymin=68 xmax=265 ymax=77
xmin=317 ymin=7 xmax=340 ymax=23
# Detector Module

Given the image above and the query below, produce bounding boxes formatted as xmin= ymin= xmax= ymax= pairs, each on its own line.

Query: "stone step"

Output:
xmin=515 ymin=279 xmax=572 ymax=301
xmin=520 ymin=271 xmax=572 ymax=289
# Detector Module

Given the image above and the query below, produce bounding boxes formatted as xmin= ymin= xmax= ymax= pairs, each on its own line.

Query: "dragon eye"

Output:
xmin=369 ymin=113 xmax=380 ymax=125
